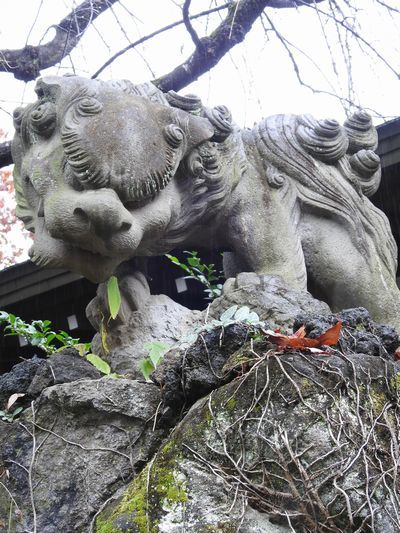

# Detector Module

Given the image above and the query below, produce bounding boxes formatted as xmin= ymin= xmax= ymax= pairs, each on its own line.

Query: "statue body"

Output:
xmin=11 ymin=75 xmax=400 ymax=329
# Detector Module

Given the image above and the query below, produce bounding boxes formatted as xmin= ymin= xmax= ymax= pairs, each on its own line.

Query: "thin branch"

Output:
xmin=91 ymin=3 xmax=231 ymax=79
xmin=154 ymin=0 xmax=269 ymax=93
xmin=182 ymin=0 xmax=203 ymax=49
xmin=298 ymin=0 xmax=400 ymax=79
xmin=153 ymin=0 xmax=326 ymax=93
xmin=0 ymin=0 xmax=120 ymax=81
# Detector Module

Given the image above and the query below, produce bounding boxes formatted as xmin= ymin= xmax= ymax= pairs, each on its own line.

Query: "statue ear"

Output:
xmin=174 ymin=109 xmax=214 ymax=151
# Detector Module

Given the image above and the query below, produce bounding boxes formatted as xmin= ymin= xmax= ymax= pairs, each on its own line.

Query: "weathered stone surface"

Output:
xmin=90 ymin=293 xmax=201 ymax=377
xmin=154 ymin=273 xmax=331 ymax=412
xmin=27 ymin=347 xmax=102 ymax=397
xmin=210 ymin=273 xmax=331 ymax=330
xmin=0 ymin=378 xmax=167 ymax=533
xmin=12 ymin=75 xmax=400 ymax=330
xmin=294 ymin=306 xmax=399 ymax=360
xmin=86 ymin=266 xmax=202 ymax=377
xmin=98 ymin=351 xmax=400 ymax=533
xmin=154 ymin=322 xmax=255 ymax=412
xmin=0 ymin=355 xmax=45 ymax=408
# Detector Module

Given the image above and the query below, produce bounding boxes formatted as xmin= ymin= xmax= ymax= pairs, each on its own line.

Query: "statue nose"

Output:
xmin=73 ymin=197 xmax=132 ymax=240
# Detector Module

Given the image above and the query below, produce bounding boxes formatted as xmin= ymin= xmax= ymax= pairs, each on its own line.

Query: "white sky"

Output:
xmin=0 ymin=0 xmax=399 ymax=136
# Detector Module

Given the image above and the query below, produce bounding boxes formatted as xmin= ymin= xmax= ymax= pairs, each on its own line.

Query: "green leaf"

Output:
xmin=165 ymin=254 xmax=180 ymax=264
xmin=74 ymin=343 xmax=89 ymax=357
xmin=220 ymin=305 xmax=238 ymax=322
xmin=234 ymin=306 xmax=251 ymax=322
xmin=246 ymin=311 xmax=261 ymax=324
xmin=144 ymin=341 xmax=169 ymax=366
xmin=46 ymin=333 xmax=56 ymax=343
xmin=107 ymin=276 xmax=121 ymax=320
xmin=187 ymin=256 xmax=200 ymax=267
xmin=86 ymin=354 xmax=111 ymax=375
xmin=138 ymin=358 xmax=155 ymax=381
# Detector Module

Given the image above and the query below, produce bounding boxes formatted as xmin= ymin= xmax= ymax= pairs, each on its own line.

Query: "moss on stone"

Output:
xmin=224 ymin=396 xmax=237 ymax=411
xmin=369 ymin=386 xmax=387 ymax=416
xmin=95 ymin=516 xmax=125 ymax=533
xmin=96 ymin=438 xmax=188 ymax=532
xmin=390 ymin=372 xmax=400 ymax=393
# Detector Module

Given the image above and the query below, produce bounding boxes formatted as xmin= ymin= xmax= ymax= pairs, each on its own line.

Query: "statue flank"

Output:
xmin=11 ymin=75 xmax=400 ymax=330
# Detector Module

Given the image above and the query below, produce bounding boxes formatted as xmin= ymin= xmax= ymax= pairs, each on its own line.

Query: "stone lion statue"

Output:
xmin=11 ymin=75 xmax=400 ymax=329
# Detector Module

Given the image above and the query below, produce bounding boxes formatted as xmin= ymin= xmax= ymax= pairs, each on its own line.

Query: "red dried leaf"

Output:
xmin=263 ymin=321 xmax=342 ymax=351
xmin=293 ymin=325 xmax=306 ymax=338
xmin=315 ymin=321 xmax=342 ymax=347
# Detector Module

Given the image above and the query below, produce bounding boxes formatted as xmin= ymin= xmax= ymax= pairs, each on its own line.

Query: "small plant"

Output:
xmin=0 ymin=310 xmax=116 ymax=377
xmin=166 ymin=251 xmax=224 ymax=299
xmin=0 ymin=311 xmax=81 ymax=355
xmin=0 ymin=406 xmax=23 ymax=423
xmin=86 ymin=353 xmax=119 ymax=378
xmin=137 ymin=306 xmax=263 ymax=379
xmin=211 ymin=305 xmax=262 ymax=328
xmin=138 ymin=341 xmax=170 ymax=381
xmin=178 ymin=305 xmax=263 ymax=349
xmin=0 ymin=393 xmax=25 ymax=423
xmin=106 ymin=275 xmax=121 ymax=319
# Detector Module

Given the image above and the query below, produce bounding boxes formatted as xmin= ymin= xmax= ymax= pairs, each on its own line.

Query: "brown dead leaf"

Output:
xmin=263 ymin=321 xmax=342 ymax=351
xmin=6 ymin=393 xmax=26 ymax=411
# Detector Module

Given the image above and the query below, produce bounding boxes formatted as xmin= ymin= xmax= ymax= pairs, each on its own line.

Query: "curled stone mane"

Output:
xmin=146 ymin=90 xmax=239 ymax=252
xmin=61 ymin=93 xmax=108 ymax=189
xmin=252 ymin=114 xmax=397 ymax=276
xmin=154 ymin=140 xmax=234 ymax=252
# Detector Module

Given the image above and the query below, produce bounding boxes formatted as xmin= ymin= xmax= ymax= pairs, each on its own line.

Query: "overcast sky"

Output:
xmin=0 ymin=0 xmax=399 ymax=136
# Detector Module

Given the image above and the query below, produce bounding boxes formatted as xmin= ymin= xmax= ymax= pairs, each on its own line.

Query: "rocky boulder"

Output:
xmin=97 ymin=350 xmax=400 ymax=532
xmin=209 ymin=273 xmax=331 ymax=330
xmin=0 ymin=378 xmax=167 ymax=533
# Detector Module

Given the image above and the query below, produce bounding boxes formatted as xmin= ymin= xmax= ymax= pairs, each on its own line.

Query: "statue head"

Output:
xmin=12 ymin=76 xmax=218 ymax=282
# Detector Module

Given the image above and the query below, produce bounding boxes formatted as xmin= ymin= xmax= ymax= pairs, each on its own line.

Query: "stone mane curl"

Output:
xmin=253 ymin=113 xmax=396 ymax=276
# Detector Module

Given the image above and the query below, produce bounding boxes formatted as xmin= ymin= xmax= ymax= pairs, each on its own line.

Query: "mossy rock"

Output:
xmin=97 ymin=351 xmax=400 ymax=532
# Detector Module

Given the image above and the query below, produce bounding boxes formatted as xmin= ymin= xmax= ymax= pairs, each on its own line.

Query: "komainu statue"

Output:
xmin=11 ymin=75 xmax=400 ymax=329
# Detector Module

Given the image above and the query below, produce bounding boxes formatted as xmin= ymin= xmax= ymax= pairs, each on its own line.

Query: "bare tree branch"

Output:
xmin=0 ymin=0 xmax=120 ymax=82
xmin=153 ymin=0 xmax=326 ymax=93
xmin=182 ymin=0 xmax=203 ymax=49
xmin=91 ymin=3 xmax=232 ymax=79
xmin=153 ymin=0 xmax=269 ymax=93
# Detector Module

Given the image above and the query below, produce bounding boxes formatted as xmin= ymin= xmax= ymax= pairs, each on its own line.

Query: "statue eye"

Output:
xmin=31 ymin=102 xmax=56 ymax=138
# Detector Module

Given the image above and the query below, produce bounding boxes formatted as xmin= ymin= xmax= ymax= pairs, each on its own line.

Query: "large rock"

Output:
xmin=209 ymin=273 xmax=331 ymax=330
xmin=0 ymin=378 xmax=167 ymax=533
xmin=0 ymin=356 xmax=45 ymax=408
xmin=86 ymin=269 xmax=202 ymax=378
xmin=27 ymin=347 xmax=102 ymax=396
xmin=97 ymin=350 xmax=400 ymax=532
xmin=154 ymin=273 xmax=332 ymax=413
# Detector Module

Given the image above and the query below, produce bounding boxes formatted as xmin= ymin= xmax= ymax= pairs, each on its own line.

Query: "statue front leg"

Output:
xmin=301 ymin=214 xmax=400 ymax=332
xmin=226 ymin=188 xmax=307 ymax=290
